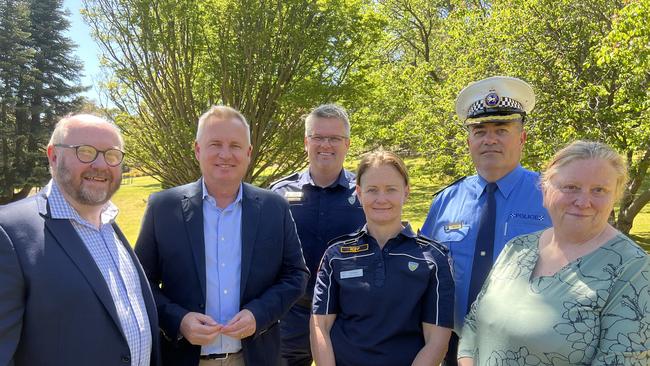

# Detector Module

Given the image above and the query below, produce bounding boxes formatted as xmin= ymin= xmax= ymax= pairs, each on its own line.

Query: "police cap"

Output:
xmin=455 ymin=76 xmax=535 ymax=126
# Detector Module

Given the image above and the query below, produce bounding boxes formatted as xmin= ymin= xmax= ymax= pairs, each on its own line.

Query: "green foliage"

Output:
xmin=83 ymin=0 xmax=649 ymax=231
xmin=0 ymin=0 xmax=84 ymax=204
xmin=84 ymin=0 xmax=383 ymax=187
xmin=351 ymin=0 xmax=650 ymax=233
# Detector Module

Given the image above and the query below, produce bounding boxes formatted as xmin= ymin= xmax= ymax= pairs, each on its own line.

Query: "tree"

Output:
xmin=596 ymin=0 xmax=650 ymax=232
xmin=0 ymin=0 xmax=84 ymax=204
xmin=0 ymin=0 xmax=34 ymax=203
xmin=83 ymin=0 xmax=382 ymax=187
xmin=352 ymin=0 xmax=493 ymax=180
xmin=358 ymin=0 xmax=649 ymax=233
xmin=478 ymin=0 xmax=649 ymax=233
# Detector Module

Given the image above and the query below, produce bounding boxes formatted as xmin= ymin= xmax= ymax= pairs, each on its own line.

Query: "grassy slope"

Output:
xmin=113 ymin=171 xmax=650 ymax=252
xmin=112 ymin=175 xmax=161 ymax=244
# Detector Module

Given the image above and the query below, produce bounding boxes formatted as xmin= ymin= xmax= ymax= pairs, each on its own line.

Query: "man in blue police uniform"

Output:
xmin=270 ymin=104 xmax=366 ymax=366
xmin=421 ymin=76 xmax=552 ymax=366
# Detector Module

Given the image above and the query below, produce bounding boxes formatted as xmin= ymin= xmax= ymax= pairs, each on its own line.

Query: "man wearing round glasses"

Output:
xmin=270 ymin=104 xmax=366 ymax=366
xmin=0 ymin=114 xmax=159 ymax=366
xmin=51 ymin=143 xmax=124 ymax=206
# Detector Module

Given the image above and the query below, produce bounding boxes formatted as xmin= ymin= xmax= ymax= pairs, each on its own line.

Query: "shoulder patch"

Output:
xmin=431 ymin=176 xmax=466 ymax=197
xmin=328 ymin=230 xmax=364 ymax=247
xmin=415 ymin=234 xmax=449 ymax=254
xmin=343 ymin=169 xmax=357 ymax=186
xmin=269 ymin=172 xmax=300 ymax=190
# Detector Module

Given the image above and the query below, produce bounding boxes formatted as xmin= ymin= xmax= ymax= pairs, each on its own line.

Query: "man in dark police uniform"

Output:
xmin=270 ymin=104 xmax=366 ymax=366
xmin=421 ymin=76 xmax=552 ymax=366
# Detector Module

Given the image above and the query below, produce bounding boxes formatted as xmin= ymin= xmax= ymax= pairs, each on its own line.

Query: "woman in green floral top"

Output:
xmin=458 ymin=141 xmax=649 ymax=365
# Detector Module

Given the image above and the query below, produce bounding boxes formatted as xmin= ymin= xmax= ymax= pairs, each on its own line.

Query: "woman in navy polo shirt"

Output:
xmin=310 ymin=149 xmax=455 ymax=366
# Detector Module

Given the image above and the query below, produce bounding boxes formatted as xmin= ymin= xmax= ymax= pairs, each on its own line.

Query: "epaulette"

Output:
xmin=268 ymin=172 xmax=300 ymax=189
xmin=327 ymin=230 xmax=365 ymax=247
xmin=415 ymin=233 xmax=449 ymax=254
xmin=431 ymin=176 xmax=466 ymax=197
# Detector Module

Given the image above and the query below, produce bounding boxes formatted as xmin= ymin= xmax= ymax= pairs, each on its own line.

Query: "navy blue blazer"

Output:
xmin=0 ymin=193 xmax=160 ymax=366
xmin=135 ymin=180 xmax=309 ymax=366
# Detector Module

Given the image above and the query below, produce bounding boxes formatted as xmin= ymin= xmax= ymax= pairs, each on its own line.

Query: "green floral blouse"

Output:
xmin=458 ymin=231 xmax=650 ymax=365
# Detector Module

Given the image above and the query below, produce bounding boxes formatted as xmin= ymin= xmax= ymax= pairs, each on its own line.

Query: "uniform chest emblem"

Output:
xmin=340 ymin=243 xmax=369 ymax=253
xmin=348 ymin=195 xmax=356 ymax=205
xmin=284 ymin=191 xmax=303 ymax=202
xmin=408 ymin=261 xmax=419 ymax=271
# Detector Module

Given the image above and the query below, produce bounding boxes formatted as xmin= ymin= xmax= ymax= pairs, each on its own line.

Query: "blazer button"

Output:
xmin=121 ymin=355 xmax=131 ymax=363
xmin=199 ymin=303 xmax=205 ymax=309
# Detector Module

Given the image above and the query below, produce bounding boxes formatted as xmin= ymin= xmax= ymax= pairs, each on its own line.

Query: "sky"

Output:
xmin=62 ymin=0 xmax=104 ymax=104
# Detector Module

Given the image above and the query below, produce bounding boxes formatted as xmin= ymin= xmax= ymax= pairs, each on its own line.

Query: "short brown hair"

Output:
xmin=356 ymin=148 xmax=409 ymax=186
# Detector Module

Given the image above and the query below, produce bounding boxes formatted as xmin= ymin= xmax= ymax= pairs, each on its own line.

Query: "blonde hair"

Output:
xmin=357 ymin=148 xmax=409 ymax=186
xmin=196 ymin=105 xmax=250 ymax=143
xmin=541 ymin=140 xmax=628 ymax=201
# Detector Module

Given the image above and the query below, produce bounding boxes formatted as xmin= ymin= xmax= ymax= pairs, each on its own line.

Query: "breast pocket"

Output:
xmin=432 ymin=224 xmax=470 ymax=281
xmin=505 ymin=212 xmax=549 ymax=239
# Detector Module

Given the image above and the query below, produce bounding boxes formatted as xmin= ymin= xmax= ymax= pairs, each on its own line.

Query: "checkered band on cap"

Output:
xmin=467 ymin=96 xmax=524 ymax=118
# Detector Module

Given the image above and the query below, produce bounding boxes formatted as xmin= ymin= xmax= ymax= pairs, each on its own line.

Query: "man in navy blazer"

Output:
xmin=0 ymin=114 xmax=160 ymax=366
xmin=135 ymin=106 xmax=309 ymax=365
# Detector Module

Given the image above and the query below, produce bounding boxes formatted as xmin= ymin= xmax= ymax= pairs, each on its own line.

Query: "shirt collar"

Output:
xmin=201 ymin=178 xmax=243 ymax=207
xmin=298 ymin=169 xmax=350 ymax=189
xmin=43 ymin=180 xmax=118 ymax=225
xmin=477 ymin=164 xmax=525 ymax=199
xmin=358 ymin=222 xmax=417 ymax=240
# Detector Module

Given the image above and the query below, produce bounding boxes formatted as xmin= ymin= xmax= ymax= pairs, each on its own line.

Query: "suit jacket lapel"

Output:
xmin=45 ymin=218 xmax=124 ymax=337
xmin=240 ymin=183 xmax=261 ymax=295
xmin=182 ymin=180 xmax=207 ymax=301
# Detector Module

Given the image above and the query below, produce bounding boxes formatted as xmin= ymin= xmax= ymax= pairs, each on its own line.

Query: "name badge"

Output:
xmin=284 ymin=191 xmax=303 ymax=202
xmin=340 ymin=269 xmax=363 ymax=279
xmin=444 ymin=222 xmax=463 ymax=231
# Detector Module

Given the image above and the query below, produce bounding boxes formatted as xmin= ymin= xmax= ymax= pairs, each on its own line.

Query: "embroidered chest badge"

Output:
xmin=408 ymin=261 xmax=419 ymax=271
xmin=348 ymin=195 xmax=356 ymax=205
xmin=340 ymin=243 xmax=369 ymax=253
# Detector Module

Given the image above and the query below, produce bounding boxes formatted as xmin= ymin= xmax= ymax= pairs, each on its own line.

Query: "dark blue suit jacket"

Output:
xmin=135 ymin=180 xmax=309 ymax=366
xmin=0 ymin=193 xmax=160 ymax=366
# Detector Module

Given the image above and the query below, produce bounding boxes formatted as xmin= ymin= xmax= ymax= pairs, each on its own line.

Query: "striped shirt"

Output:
xmin=45 ymin=181 xmax=152 ymax=366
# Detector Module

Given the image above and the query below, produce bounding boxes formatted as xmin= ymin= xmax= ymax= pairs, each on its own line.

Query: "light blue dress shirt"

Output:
xmin=45 ymin=181 xmax=152 ymax=366
xmin=421 ymin=165 xmax=551 ymax=332
xmin=201 ymin=180 xmax=243 ymax=355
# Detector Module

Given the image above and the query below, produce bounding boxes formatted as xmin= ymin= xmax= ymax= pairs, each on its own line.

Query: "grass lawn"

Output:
xmin=112 ymin=175 xmax=161 ymax=243
xmin=113 ymin=173 xmax=650 ymax=252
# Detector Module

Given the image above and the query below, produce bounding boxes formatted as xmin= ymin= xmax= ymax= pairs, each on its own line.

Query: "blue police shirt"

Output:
xmin=270 ymin=169 xmax=365 ymax=302
xmin=421 ymin=165 xmax=551 ymax=332
xmin=312 ymin=225 xmax=454 ymax=366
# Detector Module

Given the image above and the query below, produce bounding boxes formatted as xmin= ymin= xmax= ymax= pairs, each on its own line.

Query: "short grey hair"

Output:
xmin=196 ymin=105 xmax=250 ymax=144
xmin=49 ymin=114 xmax=124 ymax=148
xmin=304 ymin=104 xmax=350 ymax=137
